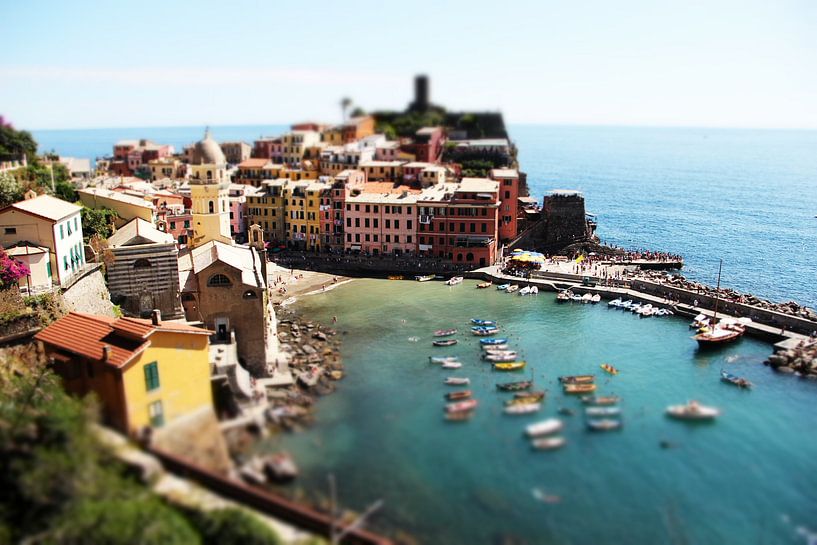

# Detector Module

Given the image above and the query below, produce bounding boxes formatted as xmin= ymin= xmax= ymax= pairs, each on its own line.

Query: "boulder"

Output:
xmin=776 ymin=366 xmax=795 ymax=374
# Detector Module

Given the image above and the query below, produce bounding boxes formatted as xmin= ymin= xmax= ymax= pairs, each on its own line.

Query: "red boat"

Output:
xmin=445 ymin=399 xmax=478 ymax=413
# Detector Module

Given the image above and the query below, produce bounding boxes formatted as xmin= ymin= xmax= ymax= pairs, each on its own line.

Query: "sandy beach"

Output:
xmin=265 ymin=261 xmax=352 ymax=305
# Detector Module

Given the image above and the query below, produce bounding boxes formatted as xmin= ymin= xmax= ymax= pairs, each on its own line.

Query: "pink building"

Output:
xmin=343 ymin=182 xmax=420 ymax=256
xmin=158 ymin=205 xmax=192 ymax=246
xmin=253 ymin=138 xmax=284 ymax=163
xmin=228 ymin=184 xmax=254 ymax=242
xmin=491 ymin=168 xmax=520 ymax=242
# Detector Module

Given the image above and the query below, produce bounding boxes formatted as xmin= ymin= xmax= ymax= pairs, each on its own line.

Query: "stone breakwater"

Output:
xmin=766 ymin=339 xmax=817 ymax=378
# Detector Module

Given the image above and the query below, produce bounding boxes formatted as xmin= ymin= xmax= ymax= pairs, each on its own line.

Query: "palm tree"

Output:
xmin=340 ymin=97 xmax=352 ymax=123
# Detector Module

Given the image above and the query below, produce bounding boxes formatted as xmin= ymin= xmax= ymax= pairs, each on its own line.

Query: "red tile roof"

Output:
xmin=35 ymin=312 xmax=210 ymax=368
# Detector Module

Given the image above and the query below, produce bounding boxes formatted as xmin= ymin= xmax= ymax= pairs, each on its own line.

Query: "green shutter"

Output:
xmin=143 ymin=362 xmax=160 ymax=391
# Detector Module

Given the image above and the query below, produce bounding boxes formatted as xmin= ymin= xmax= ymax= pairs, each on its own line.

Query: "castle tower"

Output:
xmin=188 ymin=129 xmax=232 ymax=248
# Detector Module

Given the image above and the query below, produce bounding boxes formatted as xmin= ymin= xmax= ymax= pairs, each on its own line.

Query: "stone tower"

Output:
xmin=408 ymin=75 xmax=430 ymax=113
xmin=188 ymin=129 xmax=232 ymax=248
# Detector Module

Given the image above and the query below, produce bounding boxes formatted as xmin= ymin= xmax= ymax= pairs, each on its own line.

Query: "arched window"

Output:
xmin=242 ymin=290 xmax=258 ymax=299
xmin=207 ymin=274 xmax=232 ymax=287
xmin=133 ymin=258 xmax=151 ymax=268
xmin=466 ymin=252 xmax=474 ymax=262
xmin=209 ymin=201 xmax=214 ymax=214
xmin=456 ymin=253 xmax=464 ymax=262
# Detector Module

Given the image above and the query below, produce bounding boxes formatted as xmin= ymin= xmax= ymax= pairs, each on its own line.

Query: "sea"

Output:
xmin=31 ymin=125 xmax=817 ymax=543
xmin=33 ymin=124 xmax=817 ymax=309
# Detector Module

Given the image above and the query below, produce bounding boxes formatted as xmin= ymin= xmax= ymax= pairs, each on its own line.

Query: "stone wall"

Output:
xmin=107 ymin=244 xmax=183 ymax=319
xmin=62 ymin=266 xmax=116 ymax=317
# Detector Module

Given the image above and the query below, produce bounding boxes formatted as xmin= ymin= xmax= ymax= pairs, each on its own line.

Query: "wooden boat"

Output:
xmin=558 ymin=375 xmax=595 ymax=384
xmin=531 ymin=436 xmax=566 ymax=451
xmin=445 ymin=276 xmax=464 ymax=286
xmin=480 ymin=337 xmax=509 ymax=345
xmin=693 ymin=260 xmax=744 ymax=348
xmin=586 ymin=418 xmax=622 ymax=431
xmin=505 ymin=392 xmax=545 ymax=406
xmin=514 ymin=390 xmax=546 ymax=401
xmin=506 ymin=285 xmax=520 ymax=293
xmin=444 ymin=377 xmax=470 ymax=385
xmin=433 ymin=339 xmax=458 ymax=347
xmin=666 ymin=401 xmax=720 ymax=421
xmin=445 ymin=410 xmax=474 ymax=422
xmin=441 ymin=361 xmax=462 ymax=369
xmin=429 ymin=355 xmax=458 ymax=364
xmin=472 ymin=328 xmax=499 ymax=337
xmin=484 ymin=353 xmax=518 ymax=363
xmin=470 ymin=325 xmax=498 ymax=331
xmin=476 ymin=281 xmax=492 ymax=289
xmin=493 ymin=361 xmax=526 ymax=371
xmin=496 ymin=380 xmax=533 ymax=392
xmin=720 ymin=370 xmax=753 ymax=389
xmin=503 ymin=402 xmax=541 ymax=415
xmin=600 ymin=363 xmax=619 ymax=375
xmin=563 ymin=383 xmax=596 ymax=394
xmin=433 ymin=328 xmax=458 ymax=337
xmin=446 ymin=390 xmax=472 ymax=401
xmin=471 ymin=319 xmax=497 ymax=326
xmin=482 ymin=344 xmax=509 ymax=351
xmin=415 ymin=274 xmax=435 ymax=282
xmin=580 ymin=395 xmax=620 ymax=406
xmin=585 ymin=406 xmax=621 ymax=417
xmin=525 ymin=418 xmax=563 ymax=437
xmin=446 ymin=399 xmax=478 ymax=413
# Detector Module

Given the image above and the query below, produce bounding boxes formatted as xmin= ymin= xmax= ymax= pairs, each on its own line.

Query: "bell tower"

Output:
xmin=188 ymin=128 xmax=233 ymax=248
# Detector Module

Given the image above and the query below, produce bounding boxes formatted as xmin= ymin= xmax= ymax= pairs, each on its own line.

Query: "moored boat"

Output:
xmin=620 ymin=300 xmax=633 ymax=309
xmin=563 ymin=383 xmax=597 ymax=394
xmin=471 ymin=319 xmax=497 ymax=326
xmin=514 ymin=390 xmax=546 ymax=401
xmin=666 ymin=400 xmax=720 ymax=420
xmin=608 ymin=298 xmax=623 ymax=307
xmin=446 ymin=399 xmax=478 ymax=413
xmin=519 ymin=286 xmax=532 ymax=296
xmin=556 ymin=290 xmax=572 ymax=303
xmin=590 ymin=294 xmax=601 ymax=304
xmin=503 ymin=402 xmax=541 ymax=415
xmin=531 ymin=436 xmax=567 ymax=451
xmin=446 ymin=390 xmax=472 ymax=401
xmin=720 ymin=369 xmax=753 ymax=389
xmin=493 ymin=361 xmax=526 ymax=371
xmin=506 ymin=392 xmax=545 ymax=405
xmin=476 ymin=281 xmax=492 ymax=289
xmin=525 ymin=418 xmax=563 ymax=437
xmin=496 ymin=284 xmax=510 ymax=291
xmin=693 ymin=324 xmax=743 ymax=347
xmin=559 ymin=375 xmax=595 ymax=384
xmin=580 ymin=395 xmax=620 ymax=405
xmin=445 ymin=276 xmax=464 ymax=286
xmin=506 ymin=285 xmax=520 ymax=293
xmin=445 ymin=410 xmax=474 ymax=422
xmin=433 ymin=328 xmax=458 ymax=337
xmin=433 ymin=339 xmax=458 ymax=347
xmin=570 ymin=294 xmax=583 ymax=302
xmin=429 ymin=355 xmax=459 ymax=364
xmin=581 ymin=293 xmax=593 ymax=304
xmin=480 ymin=337 xmax=509 ymax=345
xmin=585 ymin=406 xmax=621 ymax=416
xmin=441 ymin=361 xmax=462 ymax=369
xmin=415 ymin=274 xmax=435 ymax=282
xmin=472 ymin=327 xmax=499 ymax=337
xmin=586 ymin=418 xmax=622 ymax=431
xmin=484 ymin=353 xmax=518 ymax=363
xmin=600 ymin=363 xmax=619 ymax=375
xmin=482 ymin=343 xmax=509 ymax=351
xmin=496 ymin=380 xmax=533 ymax=391
xmin=444 ymin=377 xmax=470 ymax=385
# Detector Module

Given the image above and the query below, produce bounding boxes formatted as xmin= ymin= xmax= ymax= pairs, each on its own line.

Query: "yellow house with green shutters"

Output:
xmin=35 ymin=311 xmax=213 ymax=436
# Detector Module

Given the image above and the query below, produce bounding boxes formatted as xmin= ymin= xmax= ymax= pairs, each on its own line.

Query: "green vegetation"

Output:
xmin=376 ymin=109 xmax=446 ymax=138
xmin=0 ymin=122 xmax=38 ymax=162
xmin=0 ymin=360 xmax=283 ymax=545
xmin=0 ymin=171 xmax=24 ymax=206
xmin=81 ymin=207 xmax=118 ymax=241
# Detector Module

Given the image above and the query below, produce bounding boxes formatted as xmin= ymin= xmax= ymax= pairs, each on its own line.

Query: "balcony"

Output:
xmin=419 ymin=215 xmax=433 ymax=224
xmin=454 ymin=236 xmax=493 ymax=248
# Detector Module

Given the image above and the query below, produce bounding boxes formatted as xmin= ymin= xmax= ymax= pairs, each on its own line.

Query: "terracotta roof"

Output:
xmin=238 ymin=158 xmax=270 ymax=168
xmin=35 ymin=312 xmax=211 ymax=368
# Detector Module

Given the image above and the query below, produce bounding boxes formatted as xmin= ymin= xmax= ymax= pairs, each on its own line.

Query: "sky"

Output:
xmin=1 ymin=0 xmax=816 ymax=130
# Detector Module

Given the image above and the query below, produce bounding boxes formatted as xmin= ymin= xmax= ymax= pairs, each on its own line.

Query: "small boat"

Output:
xmin=590 ymin=294 xmax=601 ymax=304
xmin=570 ymin=294 xmax=583 ymax=302
xmin=476 ymin=281 xmax=492 ymax=289
xmin=581 ymin=293 xmax=592 ymax=304
xmin=608 ymin=298 xmax=623 ymax=307
xmin=506 ymin=285 xmax=520 ymax=293
xmin=666 ymin=401 xmax=720 ymax=421
xmin=629 ymin=302 xmax=642 ymax=313
xmin=471 ymin=324 xmax=498 ymax=331
xmin=444 ymin=377 xmax=470 ymax=385
xmin=720 ymin=370 xmax=753 ymax=389
xmin=429 ymin=355 xmax=458 ymax=364
xmin=636 ymin=304 xmax=653 ymax=316
xmin=445 ymin=410 xmax=474 ymax=422
xmin=525 ymin=418 xmax=563 ymax=437
xmin=496 ymin=284 xmax=510 ymax=291
xmin=434 ymin=328 xmax=458 ymax=337
xmin=480 ymin=337 xmax=509 ymax=345
xmin=484 ymin=353 xmax=518 ymax=363
xmin=472 ymin=328 xmax=499 ymax=337
xmin=600 ymin=363 xmax=619 ymax=375
xmin=482 ymin=344 xmax=509 ymax=351
xmin=620 ymin=300 xmax=633 ymax=309
xmin=586 ymin=418 xmax=622 ymax=431
xmin=446 ymin=276 xmax=464 ymax=286
xmin=564 ymin=383 xmax=597 ymax=394
xmin=690 ymin=313 xmax=710 ymax=329
xmin=559 ymin=375 xmax=595 ymax=384
xmin=585 ymin=406 xmax=621 ymax=416
xmin=471 ymin=319 xmax=497 ymax=326
xmin=387 ymin=275 xmax=404 ymax=280
xmin=580 ymin=395 xmax=620 ymax=405
xmin=556 ymin=290 xmax=572 ymax=303
xmin=514 ymin=390 xmax=546 ymax=401
xmin=433 ymin=339 xmax=458 ymax=347
xmin=693 ymin=324 xmax=743 ymax=347
xmin=415 ymin=274 xmax=435 ymax=282
xmin=494 ymin=361 xmax=526 ymax=371
xmin=446 ymin=390 xmax=472 ymax=401
xmin=482 ymin=349 xmax=516 ymax=357
xmin=504 ymin=402 xmax=541 ymax=415
xmin=519 ymin=286 xmax=532 ymax=296
xmin=446 ymin=399 xmax=478 ymax=413
xmin=506 ymin=393 xmax=545 ymax=406
xmin=531 ymin=436 xmax=566 ymax=451
xmin=530 ymin=286 xmax=539 ymax=295
xmin=496 ymin=380 xmax=533 ymax=391
xmin=442 ymin=361 xmax=462 ymax=369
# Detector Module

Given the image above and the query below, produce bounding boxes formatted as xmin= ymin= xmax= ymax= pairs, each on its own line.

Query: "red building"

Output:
xmin=110 ymin=139 xmax=173 ymax=176
xmin=410 ymin=127 xmax=445 ymax=163
xmin=491 ymin=168 xmax=520 ymax=242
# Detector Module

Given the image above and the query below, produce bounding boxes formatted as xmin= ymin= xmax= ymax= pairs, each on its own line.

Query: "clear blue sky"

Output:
xmin=2 ymin=0 xmax=815 ymax=130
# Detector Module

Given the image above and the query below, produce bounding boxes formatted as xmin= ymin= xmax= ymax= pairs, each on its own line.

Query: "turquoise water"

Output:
xmin=33 ymin=125 xmax=817 ymax=308
xmin=264 ymin=279 xmax=817 ymax=545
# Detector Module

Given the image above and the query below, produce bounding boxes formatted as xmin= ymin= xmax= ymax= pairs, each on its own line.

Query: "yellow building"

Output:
xmin=35 ymin=311 xmax=213 ymax=435
xmin=188 ymin=129 xmax=232 ymax=247
xmin=246 ymin=179 xmax=287 ymax=244
xmin=284 ymin=180 xmax=329 ymax=250
xmin=78 ymin=187 xmax=156 ymax=228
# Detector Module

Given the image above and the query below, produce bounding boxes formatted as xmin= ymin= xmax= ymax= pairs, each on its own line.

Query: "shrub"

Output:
xmin=187 ymin=507 xmax=282 ymax=545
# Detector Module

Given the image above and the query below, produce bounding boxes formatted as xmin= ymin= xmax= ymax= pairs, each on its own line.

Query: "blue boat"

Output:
xmin=471 ymin=325 xmax=498 ymax=331
xmin=480 ymin=337 xmax=509 ymax=345
xmin=496 ymin=284 xmax=510 ymax=291
xmin=471 ymin=319 xmax=497 ymax=326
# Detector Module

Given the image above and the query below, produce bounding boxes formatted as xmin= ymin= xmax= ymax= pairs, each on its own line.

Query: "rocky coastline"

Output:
xmin=766 ymin=339 xmax=817 ymax=378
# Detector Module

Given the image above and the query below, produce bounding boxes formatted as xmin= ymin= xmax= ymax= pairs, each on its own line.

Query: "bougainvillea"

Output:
xmin=0 ymin=247 xmax=30 ymax=289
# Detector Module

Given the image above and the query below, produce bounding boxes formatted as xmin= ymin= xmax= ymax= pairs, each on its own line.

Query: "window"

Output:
xmin=385 ymin=219 xmax=391 ymax=229
xmin=481 ymin=223 xmax=487 ymax=233
xmin=63 ymin=256 xmax=68 ymax=270
xmin=385 ymin=206 xmax=390 ymax=214
xmin=207 ymin=274 xmax=232 ymax=287
xmin=385 ymin=234 xmax=391 ymax=242
xmin=394 ymin=220 xmax=400 ymax=229
xmin=243 ymin=290 xmax=258 ymax=299
xmin=407 ymin=235 xmax=412 ymax=243
xmin=407 ymin=220 xmax=413 ymax=230
xmin=144 ymin=362 xmax=160 ymax=391
xmin=148 ymin=400 xmax=164 ymax=427
xmin=394 ymin=235 xmax=400 ymax=243
xmin=505 ymin=191 xmax=510 ymax=199
xmin=184 ymin=220 xmax=190 ymax=228
xmin=170 ymin=221 xmax=176 ymax=229
xmin=470 ymin=223 xmax=476 ymax=233
xmin=373 ymin=218 xmax=378 ymax=228
xmin=365 ymin=205 xmax=370 ymax=213
xmin=355 ymin=218 xmax=360 ymax=228
xmin=3 ymin=227 xmax=16 ymax=235
xmin=209 ymin=201 xmax=214 ymax=213
xmin=133 ymin=258 xmax=151 ymax=268
xmin=60 ymin=225 xmax=64 ymax=239
xmin=365 ymin=234 xmax=370 ymax=242
xmin=373 ymin=234 xmax=378 ymax=242
xmin=364 ymin=218 xmax=370 ymax=228
xmin=346 ymin=218 xmax=351 ymax=227
xmin=46 ymin=261 xmax=52 ymax=277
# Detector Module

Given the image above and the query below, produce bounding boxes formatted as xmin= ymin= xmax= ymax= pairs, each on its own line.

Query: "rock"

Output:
xmin=302 ymin=344 xmax=316 ymax=355
xmin=312 ymin=331 xmax=328 ymax=341
xmin=767 ymin=354 xmax=787 ymax=367
xmin=776 ymin=366 xmax=795 ymax=374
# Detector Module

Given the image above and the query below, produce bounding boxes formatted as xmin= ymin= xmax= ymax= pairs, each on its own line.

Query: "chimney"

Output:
xmin=151 ymin=309 xmax=161 ymax=326
xmin=102 ymin=345 xmax=111 ymax=362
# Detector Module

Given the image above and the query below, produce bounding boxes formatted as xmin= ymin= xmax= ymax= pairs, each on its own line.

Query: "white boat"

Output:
xmin=482 ymin=350 xmax=517 ymax=358
xmin=506 ymin=285 xmax=520 ymax=293
xmin=504 ymin=402 xmax=541 ymax=415
xmin=636 ymin=304 xmax=653 ymax=316
xmin=556 ymin=290 xmax=572 ymax=303
xmin=530 ymin=436 xmax=566 ymax=451
xmin=620 ymin=300 xmax=633 ymax=309
xmin=608 ymin=298 xmax=623 ymax=307
xmin=581 ymin=293 xmax=592 ymax=304
xmin=629 ymin=302 xmax=642 ymax=313
xmin=590 ymin=294 xmax=601 ymax=304
xmin=585 ymin=406 xmax=621 ymax=416
xmin=484 ymin=353 xmax=518 ymax=363
xmin=519 ymin=286 xmax=532 ymax=296
xmin=442 ymin=361 xmax=463 ymax=369
xmin=429 ymin=356 xmax=458 ymax=364
xmin=444 ymin=377 xmax=470 ymax=385
xmin=446 ymin=276 xmax=464 ymax=286
xmin=666 ymin=401 xmax=720 ymax=420
xmin=570 ymin=294 xmax=583 ymax=302
xmin=415 ymin=275 xmax=435 ymax=282
xmin=530 ymin=286 xmax=539 ymax=295
xmin=525 ymin=418 xmax=564 ymax=437
xmin=482 ymin=344 xmax=510 ymax=352
xmin=690 ymin=313 xmax=710 ymax=328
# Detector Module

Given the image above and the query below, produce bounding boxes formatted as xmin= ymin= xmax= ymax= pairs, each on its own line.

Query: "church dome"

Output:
xmin=191 ymin=128 xmax=226 ymax=165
